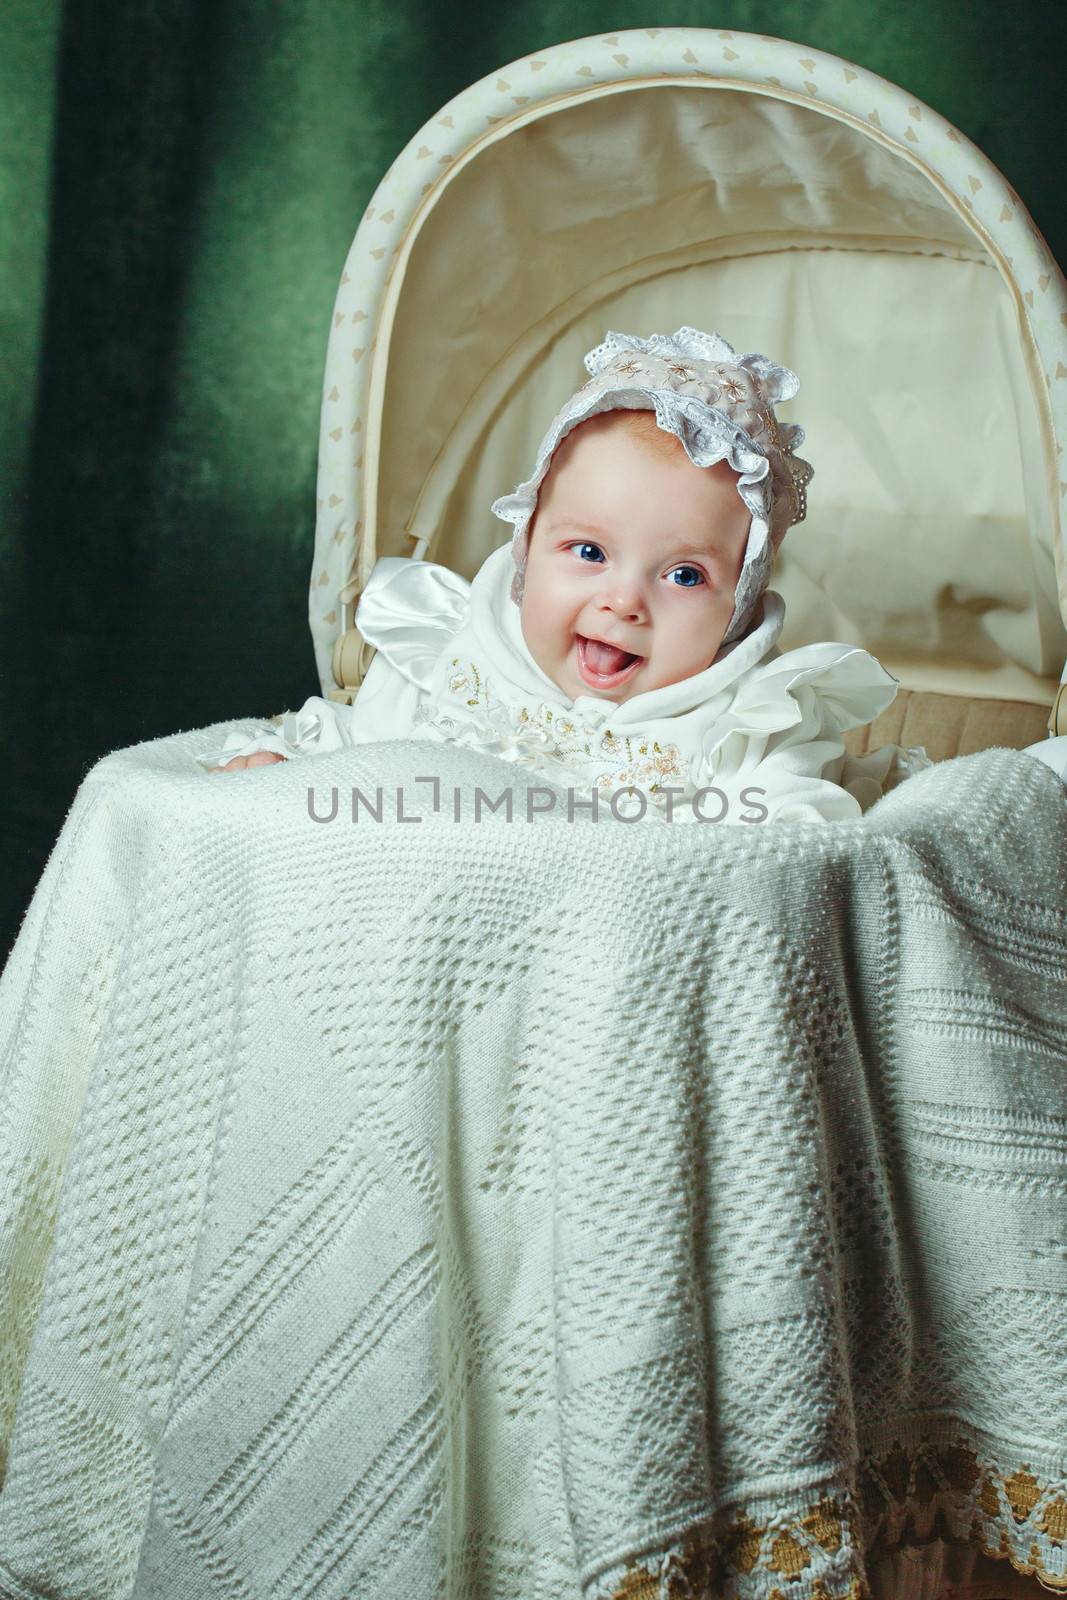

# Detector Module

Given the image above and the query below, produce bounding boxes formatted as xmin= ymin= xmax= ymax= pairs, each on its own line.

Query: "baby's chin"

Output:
xmin=548 ymin=664 xmax=633 ymax=705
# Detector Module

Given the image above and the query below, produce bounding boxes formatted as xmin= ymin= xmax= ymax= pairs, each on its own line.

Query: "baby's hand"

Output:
xmin=210 ymin=752 xmax=288 ymax=773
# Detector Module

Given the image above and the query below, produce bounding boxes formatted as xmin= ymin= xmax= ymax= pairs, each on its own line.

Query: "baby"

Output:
xmin=198 ymin=326 xmax=927 ymax=822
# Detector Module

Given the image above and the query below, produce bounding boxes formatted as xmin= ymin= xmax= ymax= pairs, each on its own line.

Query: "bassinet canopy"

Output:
xmin=309 ymin=28 xmax=1067 ymax=738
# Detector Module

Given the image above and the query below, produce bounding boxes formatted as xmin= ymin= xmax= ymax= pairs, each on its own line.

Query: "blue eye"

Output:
xmin=570 ymin=542 xmax=605 ymax=563
xmin=669 ymin=566 xmax=705 ymax=588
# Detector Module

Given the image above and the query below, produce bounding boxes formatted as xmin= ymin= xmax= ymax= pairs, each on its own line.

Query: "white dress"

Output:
xmin=196 ymin=544 xmax=947 ymax=823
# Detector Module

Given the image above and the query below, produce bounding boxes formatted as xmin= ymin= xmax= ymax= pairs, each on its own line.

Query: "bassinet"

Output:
xmin=1 ymin=26 xmax=1066 ymax=1600
xmin=310 ymin=26 xmax=1067 ymax=767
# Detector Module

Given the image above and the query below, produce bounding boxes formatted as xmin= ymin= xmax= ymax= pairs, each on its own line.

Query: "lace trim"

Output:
xmin=587 ymin=1432 xmax=1067 ymax=1599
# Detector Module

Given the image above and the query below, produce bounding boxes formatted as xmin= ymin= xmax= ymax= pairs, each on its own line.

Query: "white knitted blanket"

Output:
xmin=1 ymin=729 xmax=1065 ymax=1600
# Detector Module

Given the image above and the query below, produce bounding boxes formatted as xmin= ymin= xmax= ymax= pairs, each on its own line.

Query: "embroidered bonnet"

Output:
xmin=490 ymin=326 xmax=814 ymax=647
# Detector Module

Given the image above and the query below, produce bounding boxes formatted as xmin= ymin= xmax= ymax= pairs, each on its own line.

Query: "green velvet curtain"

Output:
xmin=2 ymin=0 xmax=1064 ymax=958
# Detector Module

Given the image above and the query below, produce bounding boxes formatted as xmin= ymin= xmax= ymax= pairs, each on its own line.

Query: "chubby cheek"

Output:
xmin=523 ymin=570 xmax=575 ymax=652
xmin=520 ymin=588 xmax=566 ymax=671
xmin=655 ymin=596 xmax=729 ymax=676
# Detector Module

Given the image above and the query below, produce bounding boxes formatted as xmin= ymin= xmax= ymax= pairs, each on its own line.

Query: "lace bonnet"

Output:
xmin=490 ymin=326 xmax=814 ymax=646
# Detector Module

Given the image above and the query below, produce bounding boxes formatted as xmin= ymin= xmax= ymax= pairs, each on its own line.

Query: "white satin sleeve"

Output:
xmin=1022 ymin=734 xmax=1067 ymax=783
xmin=194 ymin=557 xmax=471 ymax=769
xmin=702 ymin=642 xmax=930 ymax=824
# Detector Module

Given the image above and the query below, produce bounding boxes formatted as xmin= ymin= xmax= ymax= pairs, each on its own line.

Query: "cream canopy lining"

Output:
xmin=360 ymin=82 xmax=1064 ymax=707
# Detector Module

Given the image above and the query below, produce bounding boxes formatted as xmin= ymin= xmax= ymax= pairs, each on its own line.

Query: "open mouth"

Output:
xmin=576 ymin=634 xmax=644 ymax=689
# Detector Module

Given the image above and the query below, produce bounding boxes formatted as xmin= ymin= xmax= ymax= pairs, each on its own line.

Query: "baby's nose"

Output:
xmin=601 ymin=584 xmax=647 ymax=621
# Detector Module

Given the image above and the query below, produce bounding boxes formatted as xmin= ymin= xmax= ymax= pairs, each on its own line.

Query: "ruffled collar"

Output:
xmin=406 ymin=544 xmax=807 ymax=815
xmin=355 ymin=543 xmax=901 ymax=820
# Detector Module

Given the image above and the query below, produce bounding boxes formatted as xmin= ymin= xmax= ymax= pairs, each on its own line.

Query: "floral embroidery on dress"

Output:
xmin=413 ymin=656 xmax=693 ymax=815
xmin=592 ymin=738 xmax=689 ymax=796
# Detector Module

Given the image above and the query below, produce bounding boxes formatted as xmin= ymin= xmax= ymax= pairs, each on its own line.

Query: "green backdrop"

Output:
xmin=2 ymin=0 xmax=1065 ymax=959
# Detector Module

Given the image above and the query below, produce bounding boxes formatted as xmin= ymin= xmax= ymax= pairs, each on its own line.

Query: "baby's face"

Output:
xmin=519 ymin=414 xmax=751 ymax=704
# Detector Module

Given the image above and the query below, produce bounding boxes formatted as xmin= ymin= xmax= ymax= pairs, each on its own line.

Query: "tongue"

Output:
xmin=584 ymin=638 xmax=635 ymax=675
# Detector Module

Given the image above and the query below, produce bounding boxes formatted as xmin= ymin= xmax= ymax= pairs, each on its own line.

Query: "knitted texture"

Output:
xmin=0 ymin=730 xmax=1065 ymax=1600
